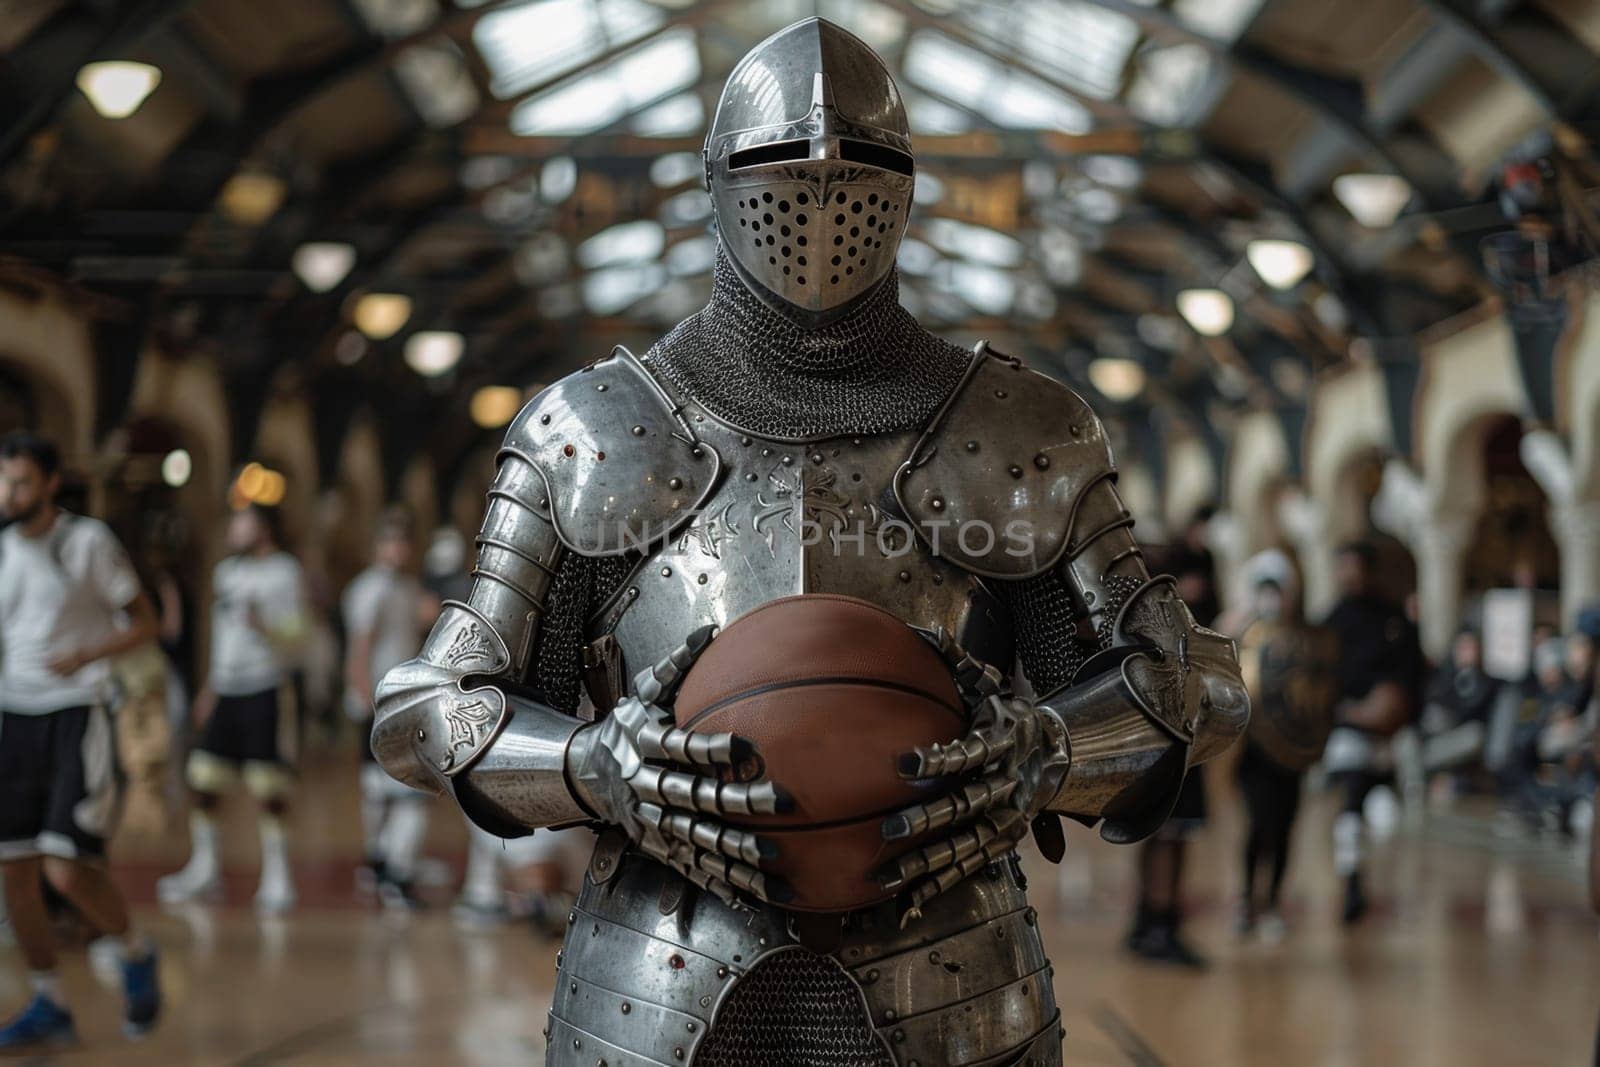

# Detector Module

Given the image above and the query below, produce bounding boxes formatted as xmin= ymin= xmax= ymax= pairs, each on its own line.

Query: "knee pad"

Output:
xmin=242 ymin=761 xmax=295 ymax=802
xmin=186 ymin=751 xmax=240 ymax=795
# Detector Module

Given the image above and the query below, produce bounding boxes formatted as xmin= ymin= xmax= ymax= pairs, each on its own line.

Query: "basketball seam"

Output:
xmin=678 ymin=675 xmax=965 ymax=731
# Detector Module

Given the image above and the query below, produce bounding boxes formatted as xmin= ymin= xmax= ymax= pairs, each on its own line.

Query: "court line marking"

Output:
xmin=1092 ymin=1000 xmax=1170 ymax=1067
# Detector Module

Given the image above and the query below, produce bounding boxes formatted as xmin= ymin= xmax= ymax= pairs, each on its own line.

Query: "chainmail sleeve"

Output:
xmin=526 ymin=553 xmax=637 ymax=715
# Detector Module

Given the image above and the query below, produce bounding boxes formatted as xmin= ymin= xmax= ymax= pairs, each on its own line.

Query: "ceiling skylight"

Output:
xmin=629 ymin=91 xmax=704 ymax=137
xmin=903 ymin=31 xmax=1091 ymax=134
xmin=510 ymin=29 xmax=700 ymax=136
xmin=959 ymin=1 xmax=1138 ymax=101
xmin=474 ymin=0 xmax=665 ymax=100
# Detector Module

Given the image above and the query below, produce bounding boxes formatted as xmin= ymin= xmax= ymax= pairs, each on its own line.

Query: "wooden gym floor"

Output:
xmin=1 ymin=751 xmax=1595 ymax=1065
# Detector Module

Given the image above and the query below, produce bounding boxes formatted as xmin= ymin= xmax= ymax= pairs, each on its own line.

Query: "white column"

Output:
xmin=1412 ymin=509 xmax=1477 ymax=661
xmin=1551 ymin=498 xmax=1600 ymax=629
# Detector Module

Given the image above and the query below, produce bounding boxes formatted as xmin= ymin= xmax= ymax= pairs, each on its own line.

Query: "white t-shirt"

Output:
xmin=0 ymin=513 xmax=141 ymax=714
xmin=208 ymin=551 xmax=308 ymax=697
xmin=342 ymin=564 xmax=425 ymax=698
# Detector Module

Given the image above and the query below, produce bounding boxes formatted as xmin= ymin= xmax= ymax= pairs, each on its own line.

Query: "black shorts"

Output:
xmin=195 ymin=687 xmax=298 ymax=768
xmin=0 ymin=707 xmax=122 ymax=862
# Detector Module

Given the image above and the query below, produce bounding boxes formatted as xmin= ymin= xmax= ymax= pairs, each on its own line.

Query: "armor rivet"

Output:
xmin=893 ymin=1029 xmax=906 ymax=1043
xmin=745 ymin=472 xmax=757 ymax=482
xmin=568 ymin=912 xmax=576 ymax=924
xmin=669 ymin=954 xmax=685 ymax=969
xmin=898 ymin=571 xmax=910 ymax=582
xmin=865 ymin=968 xmax=878 ymax=982
xmin=574 ymin=1039 xmax=582 ymax=1050
xmin=691 ymin=447 xmax=703 ymax=458
xmin=596 ymin=451 xmax=606 ymax=461
xmin=1070 ymin=424 xmax=1082 ymax=437
xmin=928 ymin=950 xmax=940 ymax=963
xmin=668 ymin=477 xmax=683 ymax=490
xmin=732 ymin=954 xmax=741 ymax=962
xmin=571 ymin=982 xmax=578 ymax=993
xmin=597 ymin=858 xmax=609 ymax=870
xmin=661 ymin=566 xmax=672 ymax=578
xmin=700 ymin=996 xmax=712 ymax=1008
xmin=628 ymin=587 xmax=639 ymax=598
xmin=758 ymin=936 xmax=767 ymax=946
xmin=596 ymin=384 xmax=607 ymax=392
xmin=965 ymin=440 xmax=979 ymax=452
xmin=716 ymin=966 xmax=728 ymax=978
xmin=1084 ymin=590 xmax=1096 ymax=606
xmin=598 ymin=1060 xmax=607 ymax=1067
xmin=810 ymin=452 xmax=824 ymax=464
xmin=883 ymin=1009 xmax=897 ymax=1023
xmin=563 ymin=444 xmax=575 ymax=458
xmin=1024 ymin=907 xmax=1037 ymax=925
xmin=996 ymin=927 xmax=1006 ymax=939
xmin=674 ymin=1049 xmax=684 ymax=1060
xmin=620 ymin=1003 xmax=631 ymax=1014
xmin=1033 ymin=453 xmax=1049 ymax=470
xmin=542 ymin=1027 xmax=550 ymax=1039
xmin=632 ymin=425 xmax=645 ymax=436
xmin=540 ymin=414 xmax=551 ymax=425
xmin=686 ymin=1022 xmax=696 ymax=1033
xmin=933 ymin=573 xmax=944 ymax=584
xmin=740 ymin=436 xmax=752 ymax=446
xmin=781 ymin=455 xmax=793 ymax=465
xmin=762 ymin=448 xmax=772 ymax=456
xmin=1008 ymin=465 xmax=1023 ymax=479
xmin=539 ymin=497 xmax=549 ymax=509
xmin=995 ymin=389 xmax=1008 ymax=398
xmin=697 ymin=573 xmax=708 ymax=585
xmin=593 ymin=923 xmax=600 ymax=935
xmin=416 ymin=729 xmax=426 ymax=742
xmin=930 ymin=496 xmax=945 ymax=511
xmin=852 ymin=437 xmax=863 ymax=447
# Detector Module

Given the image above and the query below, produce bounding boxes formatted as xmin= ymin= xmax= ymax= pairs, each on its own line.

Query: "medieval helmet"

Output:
xmin=704 ymin=18 xmax=914 ymax=326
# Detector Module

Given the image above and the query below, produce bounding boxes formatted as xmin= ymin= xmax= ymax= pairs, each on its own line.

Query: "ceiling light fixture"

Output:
xmin=1088 ymin=358 xmax=1146 ymax=401
xmin=1246 ymin=238 xmax=1314 ymax=289
xmin=470 ymin=385 xmax=522 ymax=428
xmin=353 ymin=293 xmax=413 ymax=340
xmin=1176 ymin=288 xmax=1235 ymax=336
xmin=291 ymin=242 xmax=357 ymax=292
xmin=1332 ymin=173 xmax=1412 ymax=228
xmin=404 ymin=330 xmax=464 ymax=376
xmin=76 ymin=61 xmax=161 ymax=119
xmin=219 ymin=172 xmax=287 ymax=226
xmin=160 ymin=449 xmax=192 ymax=488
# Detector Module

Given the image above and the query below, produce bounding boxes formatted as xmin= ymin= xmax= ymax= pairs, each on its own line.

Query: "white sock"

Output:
xmin=461 ymin=826 xmax=504 ymax=907
xmin=259 ymin=815 xmax=292 ymax=891
xmin=28 ymin=971 xmax=64 ymax=1006
xmin=359 ymin=766 xmax=390 ymax=859
xmin=380 ymin=800 xmax=429 ymax=883
xmin=188 ymin=810 xmax=220 ymax=878
xmin=1333 ymin=811 xmax=1364 ymax=877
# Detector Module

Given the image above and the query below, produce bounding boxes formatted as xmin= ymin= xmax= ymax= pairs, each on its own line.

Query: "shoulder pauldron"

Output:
xmin=502 ymin=347 xmax=722 ymax=556
xmin=894 ymin=344 xmax=1116 ymax=579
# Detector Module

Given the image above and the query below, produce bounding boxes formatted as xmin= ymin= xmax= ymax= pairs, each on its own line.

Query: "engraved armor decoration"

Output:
xmin=372 ymin=17 xmax=1247 ymax=1067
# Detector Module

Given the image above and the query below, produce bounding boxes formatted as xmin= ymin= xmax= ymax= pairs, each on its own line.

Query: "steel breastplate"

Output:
xmin=590 ymin=397 xmax=1013 ymax=679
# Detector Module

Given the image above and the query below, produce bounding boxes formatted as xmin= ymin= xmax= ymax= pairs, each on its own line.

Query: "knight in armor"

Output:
xmin=373 ymin=19 xmax=1247 ymax=1066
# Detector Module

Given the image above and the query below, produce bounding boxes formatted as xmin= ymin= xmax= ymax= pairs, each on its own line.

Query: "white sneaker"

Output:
xmin=253 ymin=877 xmax=297 ymax=915
xmin=156 ymin=860 xmax=222 ymax=905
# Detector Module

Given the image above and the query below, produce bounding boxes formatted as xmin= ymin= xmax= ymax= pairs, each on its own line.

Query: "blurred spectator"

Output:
xmin=343 ymin=511 xmax=431 ymax=910
xmin=1235 ymin=572 xmax=1338 ymax=942
xmin=158 ymin=504 xmax=309 ymax=913
xmin=1418 ymin=627 xmax=1496 ymax=798
xmin=1321 ymin=541 xmax=1422 ymax=924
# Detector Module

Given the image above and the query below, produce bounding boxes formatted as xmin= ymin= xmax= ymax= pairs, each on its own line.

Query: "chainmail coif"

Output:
xmin=645 ymin=247 xmax=973 ymax=441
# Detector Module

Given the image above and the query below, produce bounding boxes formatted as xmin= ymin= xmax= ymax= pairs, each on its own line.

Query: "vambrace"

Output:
xmin=1034 ymin=477 xmax=1249 ymax=842
xmin=372 ymin=451 xmax=593 ymax=835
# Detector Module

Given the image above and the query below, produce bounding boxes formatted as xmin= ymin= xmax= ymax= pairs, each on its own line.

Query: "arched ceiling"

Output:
xmin=3 ymin=0 xmax=1597 ymax=489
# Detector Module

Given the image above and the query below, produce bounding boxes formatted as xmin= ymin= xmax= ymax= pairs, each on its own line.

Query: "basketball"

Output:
xmin=672 ymin=593 xmax=969 ymax=913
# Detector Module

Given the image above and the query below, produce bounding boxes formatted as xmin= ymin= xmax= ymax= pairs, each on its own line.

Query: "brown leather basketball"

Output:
xmin=673 ymin=593 xmax=967 ymax=913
